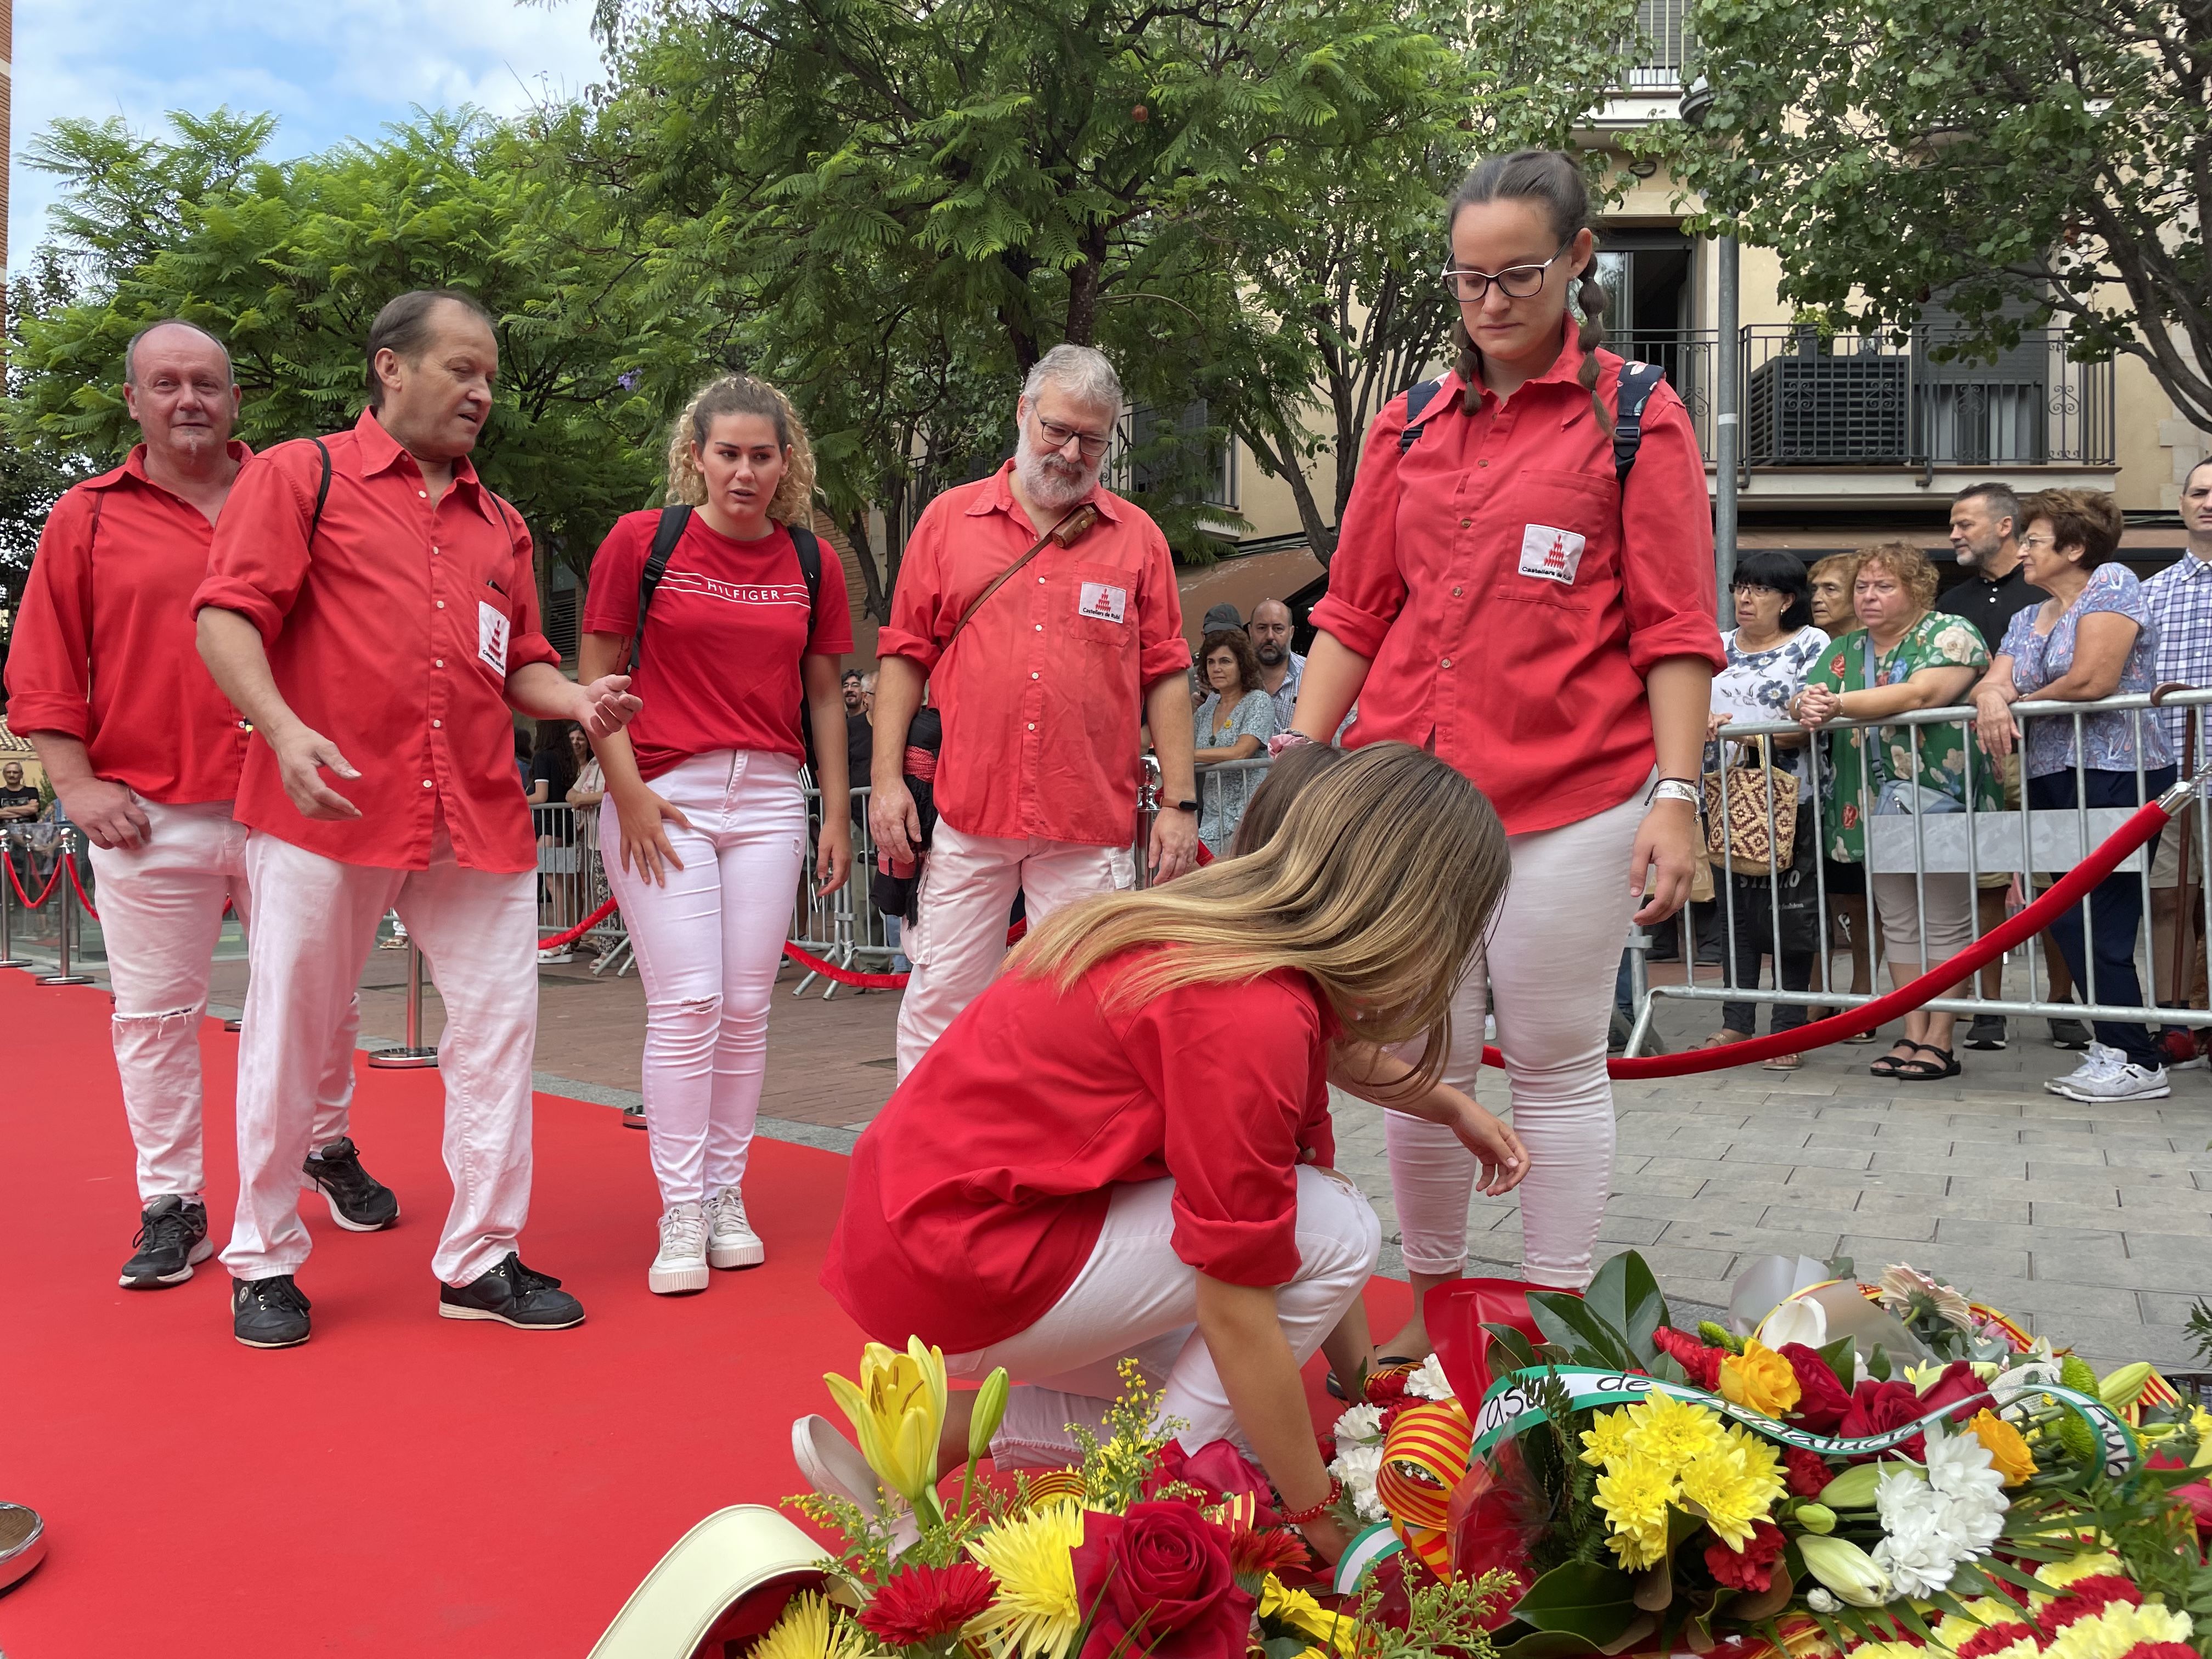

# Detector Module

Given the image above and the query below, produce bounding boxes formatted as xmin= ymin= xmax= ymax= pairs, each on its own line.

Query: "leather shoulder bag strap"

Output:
xmin=939 ymin=502 xmax=1099 ymax=659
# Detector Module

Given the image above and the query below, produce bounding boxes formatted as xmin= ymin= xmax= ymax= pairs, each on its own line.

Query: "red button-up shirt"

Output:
xmin=877 ymin=462 xmax=1190 ymax=847
xmin=1310 ymin=324 xmax=1724 ymax=836
xmin=191 ymin=411 xmax=559 ymax=872
xmin=4 ymin=444 xmax=254 ymax=804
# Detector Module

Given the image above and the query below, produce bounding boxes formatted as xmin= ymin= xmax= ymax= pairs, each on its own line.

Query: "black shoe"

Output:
xmin=2050 ymin=1017 xmax=2093 ymax=1051
xmin=438 ymin=1252 xmax=585 ymax=1330
xmin=622 ymin=1103 xmax=647 ymax=1130
xmin=120 ymin=1195 xmax=212 ymax=1289
xmin=232 ymin=1275 xmax=312 ymax=1348
xmin=1964 ymin=1013 xmax=2008 ymax=1051
xmin=302 ymin=1137 xmax=399 ymax=1232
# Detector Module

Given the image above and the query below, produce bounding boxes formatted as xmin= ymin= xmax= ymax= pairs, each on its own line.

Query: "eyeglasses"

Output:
xmin=1032 ymin=414 xmax=1113 ymax=460
xmin=1731 ymin=582 xmax=1781 ymax=597
xmin=1439 ymin=248 xmax=1570 ymax=303
xmin=2018 ymin=534 xmax=2057 ymax=551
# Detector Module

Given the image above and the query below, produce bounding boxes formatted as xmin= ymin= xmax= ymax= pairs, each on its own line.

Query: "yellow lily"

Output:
xmin=825 ymin=1337 xmax=949 ymax=1517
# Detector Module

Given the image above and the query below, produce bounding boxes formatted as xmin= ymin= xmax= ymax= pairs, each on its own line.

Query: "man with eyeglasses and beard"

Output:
xmin=870 ymin=345 xmax=1197 ymax=1079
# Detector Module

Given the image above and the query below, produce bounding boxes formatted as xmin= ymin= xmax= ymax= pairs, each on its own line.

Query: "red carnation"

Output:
xmin=2036 ymin=1577 xmax=2142 ymax=1641
xmin=2115 ymin=1645 xmax=2198 ymax=1659
xmin=1955 ymin=1622 xmax=2035 ymax=1659
xmin=859 ymin=1561 xmax=996 ymax=1646
xmin=1779 ymin=1344 xmax=1853 ymax=1432
xmin=1654 ymin=1325 xmax=1726 ymax=1391
xmin=1705 ymin=1520 xmax=1787 ymax=1592
xmin=1782 ymin=1444 xmax=1832 ymax=1498
xmin=1364 ymin=1369 xmax=1412 ymax=1406
xmin=1070 ymin=1501 xmax=1254 ymax=1659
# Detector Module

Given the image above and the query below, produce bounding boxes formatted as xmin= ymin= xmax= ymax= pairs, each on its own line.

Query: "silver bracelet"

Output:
xmin=1650 ymin=778 xmax=1701 ymax=808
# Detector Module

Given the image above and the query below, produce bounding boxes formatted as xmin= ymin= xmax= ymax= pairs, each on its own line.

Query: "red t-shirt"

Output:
xmin=582 ymin=511 xmax=854 ymax=780
xmin=823 ymin=952 xmax=1341 ymax=1355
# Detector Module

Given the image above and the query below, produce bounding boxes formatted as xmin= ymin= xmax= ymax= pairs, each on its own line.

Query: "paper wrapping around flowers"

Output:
xmin=1376 ymin=1398 xmax=1473 ymax=1577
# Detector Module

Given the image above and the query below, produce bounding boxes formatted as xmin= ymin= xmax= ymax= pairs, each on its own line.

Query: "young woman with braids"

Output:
xmin=1285 ymin=149 xmax=1720 ymax=1355
xmin=578 ymin=376 xmax=854 ymax=1294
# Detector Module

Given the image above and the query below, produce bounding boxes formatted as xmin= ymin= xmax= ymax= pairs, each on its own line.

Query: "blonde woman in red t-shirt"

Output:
xmin=1288 ymin=150 xmax=1719 ymax=1348
xmin=579 ymin=376 xmax=854 ymax=1295
xmin=815 ymin=744 xmax=1524 ymax=1566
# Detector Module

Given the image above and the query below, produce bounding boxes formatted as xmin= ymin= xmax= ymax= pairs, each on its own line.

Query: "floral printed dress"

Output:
xmin=1802 ymin=612 xmax=1998 ymax=864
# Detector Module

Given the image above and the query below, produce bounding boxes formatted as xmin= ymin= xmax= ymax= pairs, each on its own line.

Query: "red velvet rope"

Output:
xmin=4 ymin=852 xmax=64 ymax=909
xmin=64 ymin=855 xmax=98 ymax=921
xmin=537 ymin=894 xmax=620 ymax=952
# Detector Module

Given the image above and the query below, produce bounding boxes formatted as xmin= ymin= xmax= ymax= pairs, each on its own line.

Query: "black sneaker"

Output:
xmin=302 ymin=1137 xmax=400 ymax=1232
xmin=2050 ymin=1017 xmax=2094 ymax=1051
xmin=120 ymin=1195 xmax=212 ymax=1289
xmin=1964 ymin=1013 xmax=2008 ymax=1051
xmin=232 ymin=1275 xmax=312 ymax=1348
xmin=438 ymin=1252 xmax=585 ymax=1330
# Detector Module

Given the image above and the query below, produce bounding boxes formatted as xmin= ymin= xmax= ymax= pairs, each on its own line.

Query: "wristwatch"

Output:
xmin=1164 ymin=799 xmax=1200 ymax=813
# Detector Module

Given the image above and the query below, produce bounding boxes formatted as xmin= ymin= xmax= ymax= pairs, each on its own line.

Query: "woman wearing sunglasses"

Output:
xmin=1283 ymin=148 xmax=1719 ymax=1359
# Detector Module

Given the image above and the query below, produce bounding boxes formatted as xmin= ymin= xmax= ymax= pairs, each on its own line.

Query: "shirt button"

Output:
xmin=418 ymin=490 xmax=427 ymax=498
xmin=1476 ymin=459 xmax=1489 ymax=469
xmin=1031 ymin=672 xmax=1040 ymax=680
xmin=1452 ymin=585 xmax=1464 ymax=597
xmin=1027 ymin=723 xmax=1036 ymax=732
xmin=421 ymin=779 xmax=433 ymax=789
xmin=435 ymin=600 xmax=445 ymax=610
xmin=1460 ymin=518 xmax=1472 ymax=528
xmin=1037 ymin=575 xmax=1046 ymax=583
xmin=1441 ymin=657 xmax=1453 ymax=669
xmin=432 ymin=719 xmax=442 ymax=729
xmin=435 ymin=658 xmax=444 ymax=668
xmin=1035 ymin=624 xmax=1043 ymax=632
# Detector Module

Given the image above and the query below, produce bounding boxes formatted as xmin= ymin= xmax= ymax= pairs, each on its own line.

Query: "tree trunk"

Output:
xmin=841 ymin=506 xmax=891 ymax=623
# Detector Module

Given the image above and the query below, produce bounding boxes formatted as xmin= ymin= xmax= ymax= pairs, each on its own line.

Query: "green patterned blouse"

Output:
xmin=1801 ymin=613 xmax=1999 ymax=864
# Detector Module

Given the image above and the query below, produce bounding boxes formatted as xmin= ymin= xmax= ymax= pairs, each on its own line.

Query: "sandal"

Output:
xmin=1892 ymin=1043 xmax=1961 ymax=1082
xmin=1867 ymin=1041 xmax=1917 ymax=1079
xmin=1763 ymin=1052 xmax=1803 ymax=1072
xmin=1325 ymin=1354 xmax=1423 ymax=1402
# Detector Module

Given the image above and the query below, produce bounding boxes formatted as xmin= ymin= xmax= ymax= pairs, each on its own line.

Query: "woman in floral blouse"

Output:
xmin=1797 ymin=543 xmax=1997 ymax=1081
xmin=1972 ymin=489 xmax=2175 ymax=1103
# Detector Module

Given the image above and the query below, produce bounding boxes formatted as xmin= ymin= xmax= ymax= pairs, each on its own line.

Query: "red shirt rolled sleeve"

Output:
xmin=822 ymin=953 xmax=1341 ymax=1353
xmin=3 ymin=446 xmax=253 ymax=804
xmin=191 ymin=412 xmax=559 ymax=872
xmin=878 ymin=463 xmax=1190 ymax=846
xmin=1308 ymin=323 xmax=1723 ymax=836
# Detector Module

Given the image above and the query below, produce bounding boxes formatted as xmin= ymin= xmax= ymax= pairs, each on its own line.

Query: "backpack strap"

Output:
xmin=631 ymin=505 xmax=692 ymax=670
xmin=1396 ymin=376 xmax=1448 ymax=454
xmin=789 ymin=525 xmax=824 ymax=639
xmin=1611 ymin=362 xmax=1667 ymax=486
xmin=307 ymin=438 xmax=332 ymax=543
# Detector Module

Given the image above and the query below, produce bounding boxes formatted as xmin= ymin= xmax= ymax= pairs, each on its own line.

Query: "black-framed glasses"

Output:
xmin=1033 ymin=413 xmax=1113 ymax=460
xmin=1731 ymin=582 xmax=1781 ymax=597
xmin=1439 ymin=248 xmax=1570 ymax=302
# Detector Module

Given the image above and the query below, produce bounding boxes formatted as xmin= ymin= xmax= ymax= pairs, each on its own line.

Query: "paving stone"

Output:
xmin=2137 ymin=1290 xmax=2210 ymax=1327
xmin=1939 ymin=1220 xmax=2123 ymax=1254
xmin=2042 ymin=1244 xmax=2212 ymax=1296
xmin=1838 ymin=1239 xmax=2030 ymax=1283
xmin=1848 ymin=1170 xmax=1954 ymax=1197
xmin=1763 ymin=1203 xmax=1935 ymax=1243
xmin=2021 ymin=1314 xmax=2202 ymax=1368
xmin=1664 ymin=1219 xmax=1844 ymax=1257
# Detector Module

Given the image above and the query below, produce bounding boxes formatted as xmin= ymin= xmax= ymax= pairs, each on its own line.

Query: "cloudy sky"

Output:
xmin=8 ymin=0 xmax=610 ymax=264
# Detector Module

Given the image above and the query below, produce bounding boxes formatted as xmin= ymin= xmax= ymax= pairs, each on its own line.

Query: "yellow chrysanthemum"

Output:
xmin=1595 ymin=1451 xmax=1676 ymax=1533
xmin=1677 ymin=1436 xmax=1780 ymax=1550
xmin=1721 ymin=1425 xmax=1787 ymax=1505
xmin=753 ymin=1592 xmax=874 ymax=1659
xmin=2042 ymin=1601 xmax=2195 ymax=1659
xmin=1580 ymin=1407 xmax=1639 ymax=1469
xmin=1623 ymin=1390 xmax=1727 ymax=1468
xmin=1606 ymin=1516 xmax=1669 ymax=1571
xmin=966 ymin=1500 xmax=1085 ymax=1659
xmin=1966 ymin=1410 xmax=2037 ymax=1487
xmin=1718 ymin=1339 xmax=1803 ymax=1418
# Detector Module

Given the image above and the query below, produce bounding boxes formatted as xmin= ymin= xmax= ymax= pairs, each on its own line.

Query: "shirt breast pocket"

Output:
xmin=1070 ymin=561 xmax=1136 ymax=649
xmin=1488 ymin=467 xmax=1618 ymax=614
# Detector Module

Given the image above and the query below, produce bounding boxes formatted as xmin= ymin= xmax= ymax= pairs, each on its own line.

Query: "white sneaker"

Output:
xmin=2049 ymin=1056 xmax=2171 ymax=1103
xmin=2044 ymin=1041 xmax=2125 ymax=1096
xmin=648 ymin=1201 xmax=709 ymax=1294
xmin=705 ymin=1186 xmax=764 ymax=1269
xmin=537 ymin=947 xmax=574 ymax=964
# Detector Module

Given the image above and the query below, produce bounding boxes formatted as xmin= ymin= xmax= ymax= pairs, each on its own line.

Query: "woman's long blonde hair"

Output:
xmin=663 ymin=374 xmax=819 ymax=527
xmin=1008 ymin=744 xmax=1511 ymax=1092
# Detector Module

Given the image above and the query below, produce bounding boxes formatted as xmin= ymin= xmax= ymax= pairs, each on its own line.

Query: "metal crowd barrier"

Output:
xmin=1197 ymin=757 xmax=1273 ymax=857
xmin=0 ymin=823 xmax=98 ymax=984
xmin=529 ymin=802 xmax=629 ymax=975
xmin=1629 ymin=685 xmax=2212 ymax=1056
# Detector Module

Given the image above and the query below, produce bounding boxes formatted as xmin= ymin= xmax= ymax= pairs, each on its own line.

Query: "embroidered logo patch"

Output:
xmin=1077 ymin=581 xmax=1128 ymax=624
xmin=1517 ymin=523 xmax=1587 ymax=584
xmin=477 ymin=601 xmax=510 ymax=674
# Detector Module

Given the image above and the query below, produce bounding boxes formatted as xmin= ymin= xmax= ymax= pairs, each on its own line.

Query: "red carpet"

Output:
xmin=0 ymin=973 xmax=1403 ymax=1655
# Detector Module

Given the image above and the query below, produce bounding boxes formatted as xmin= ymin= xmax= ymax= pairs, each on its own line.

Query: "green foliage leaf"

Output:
xmin=1584 ymin=1251 xmax=1672 ymax=1367
xmin=1511 ymin=1561 xmax=1644 ymax=1644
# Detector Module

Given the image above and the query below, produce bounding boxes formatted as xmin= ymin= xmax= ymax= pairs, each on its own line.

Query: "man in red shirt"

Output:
xmin=7 ymin=320 xmax=394 ymax=1293
xmin=193 ymin=290 xmax=641 ymax=1349
xmin=870 ymin=345 xmax=1198 ymax=1077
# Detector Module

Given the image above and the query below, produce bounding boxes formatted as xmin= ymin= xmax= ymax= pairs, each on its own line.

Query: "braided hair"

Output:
xmin=663 ymin=374 xmax=820 ymax=527
xmin=1446 ymin=149 xmax=1612 ymax=435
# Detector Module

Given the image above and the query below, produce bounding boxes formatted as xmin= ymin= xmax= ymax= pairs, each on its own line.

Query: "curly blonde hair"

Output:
xmin=663 ymin=375 xmax=819 ymax=527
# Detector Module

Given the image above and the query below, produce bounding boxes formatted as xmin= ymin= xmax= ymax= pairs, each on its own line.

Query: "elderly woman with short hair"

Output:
xmin=1193 ymin=627 xmax=1278 ymax=855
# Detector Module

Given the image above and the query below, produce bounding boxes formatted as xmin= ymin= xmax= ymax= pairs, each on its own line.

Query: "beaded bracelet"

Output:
xmin=1278 ymin=1475 xmax=1342 ymax=1526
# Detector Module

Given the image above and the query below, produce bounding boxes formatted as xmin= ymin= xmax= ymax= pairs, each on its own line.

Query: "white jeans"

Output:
xmin=601 ymin=750 xmax=807 ymax=1207
xmin=1387 ymin=785 xmax=1645 ymax=1290
xmin=84 ymin=798 xmax=358 ymax=1205
xmin=946 ymin=1169 xmax=1381 ymax=1463
xmin=894 ymin=820 xmax=1133 ymax=1078
xmin=222 ymin=825 xmax=538 ymax=1286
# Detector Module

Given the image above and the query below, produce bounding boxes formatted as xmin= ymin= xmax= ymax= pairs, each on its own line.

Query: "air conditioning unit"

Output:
xmin=1745 ymin=354 xmax=1909 ymax=464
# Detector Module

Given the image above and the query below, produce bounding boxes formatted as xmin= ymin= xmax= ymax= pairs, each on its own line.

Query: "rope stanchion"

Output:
xmin=1506 ymin=792 xmax=2186 ymax=1081
xmin=5 ymin=853 xmax=63 ymax=910
xmin=537 ymin=894 xmax=619 ymax=953
xmin=64 ymin=856 xmax=98 ymax=922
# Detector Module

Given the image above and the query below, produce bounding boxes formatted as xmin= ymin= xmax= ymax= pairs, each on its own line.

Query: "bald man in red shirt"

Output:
xmin=7 ymin=320 xmax=394 ymax=1294
xmin=194 ymin=290 xmax=641 ymax=1349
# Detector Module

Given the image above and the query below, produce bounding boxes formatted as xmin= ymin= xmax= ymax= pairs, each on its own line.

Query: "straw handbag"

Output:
xmin=1702 ymin=738 xmax=1799 ymax=879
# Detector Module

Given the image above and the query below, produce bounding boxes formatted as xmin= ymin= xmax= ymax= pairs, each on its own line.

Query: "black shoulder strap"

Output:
xmin=1611 ymin=362 xmax=1667 ymax=486
xmin=1396 ymin=376 xmax=1448 ymax=454
xmin=789 ymin=525 xmax=824 ymax=630
xmin=307 ymin=438 xmax=332 ymax=543
xmin=631 ymin=504 xmax=692 ymax=668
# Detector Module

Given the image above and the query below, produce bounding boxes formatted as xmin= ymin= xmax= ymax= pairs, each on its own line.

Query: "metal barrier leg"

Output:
xmin=0 ymin=842 xmax=27 ymax=971
xmin=1132 ymin=757 xmax=1161 ymax=890
xmin=368 ymin=941 xmax=439 ymax=1069
xmin=36 ymin=838 xmax=93 ymax=986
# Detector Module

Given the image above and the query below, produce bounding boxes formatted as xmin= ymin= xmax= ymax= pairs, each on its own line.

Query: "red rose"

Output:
xmin=1782 ymin=1444 xmax=1832 ymax=1498
xmin=1653 ymin=1325 xmax=1726 ymax=1391
xmin=1917 ymin=1361 xmax=1994 ymax=1424
xmin=1779 ymin=1344 xmax=1853 ymax=1433
xmin=1837 ymin=1379 xmax=1928 ymax=1458
xmin=2173 ymin=1481 xmax=2212 ymax=1534
xmin=1705 ymin=1520 xmax=1787 ymax=1592
xmin=1070 ymin=1501 xmax=1255 ymax=1659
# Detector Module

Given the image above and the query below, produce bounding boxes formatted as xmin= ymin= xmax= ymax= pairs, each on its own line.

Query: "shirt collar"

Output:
xmin=964 ymin=457 xmax=1125 ymax=527
xmin=2179 ymin=550 xmax=2212 ymax=581
xmin=89 ymin=439 xmax=255 ymax=492
xmin=352 ymin=409 xmax=497 ymax=525
xmin=1443 ymin=314 xmax=1598 ymax=413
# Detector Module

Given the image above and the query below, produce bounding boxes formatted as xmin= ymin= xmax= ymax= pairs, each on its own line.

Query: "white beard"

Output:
xmin=1015 ymin=441 xmax=1099 ymax=512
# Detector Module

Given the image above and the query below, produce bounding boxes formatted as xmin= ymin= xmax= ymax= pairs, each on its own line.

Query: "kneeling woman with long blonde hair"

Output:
xmin=817 ymin=745 xmax=1525 ymax=1564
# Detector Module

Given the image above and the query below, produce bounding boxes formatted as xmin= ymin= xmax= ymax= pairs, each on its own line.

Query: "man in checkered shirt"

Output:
xmin=2143 ymin=455 xmax=2212 ymax=1045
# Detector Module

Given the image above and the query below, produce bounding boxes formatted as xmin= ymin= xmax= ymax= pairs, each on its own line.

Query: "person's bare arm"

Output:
xmin=868 ymin=655 xmax=927 ymax=863
xmin=1194 ymin=732 xmax=1265 ymax=764
xmin=1327 ymin=1042 xmax=1527 ymax=1194
xmin=1628 ymin=655 xmax=1712 ymax=926
xmin=196 ymin=606 xmax=362 ymax=820
xmin=803 ymin=653 xmax=852 ymax=896
xmin=505 ymin=660 xmax=641 ymax=735
xmin=2033 ymin=612 xmax=2138 ymax=702
xmin=1832 ymin=663 xmax=1978 ymax=721
xmin=577 ymin=630 xmax=690 ymax=887
xmin=22 ymin=734 xmax=149 ymax=848
xmin=1289 ymin=633 xmax=1371 ymax=742
xmin=1144 ymin=674 xmax=1199 ymax=881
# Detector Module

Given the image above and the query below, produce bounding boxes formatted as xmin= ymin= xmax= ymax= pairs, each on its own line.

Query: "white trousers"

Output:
xmin=601 ymin=750 xmax=807 ymax=1207
xmin=84 ymin=798 xmax=358 ymax=1205
xmin=1387 ymin=785 xmax=1644 ymax=1290
xmin=222 ymin=825 xmax=538 ymax=1286
xmin=946 ymin=1169 xmax=1381 ymax=1462
xmin=893 ymin=819 xmax=1133 ymax=1078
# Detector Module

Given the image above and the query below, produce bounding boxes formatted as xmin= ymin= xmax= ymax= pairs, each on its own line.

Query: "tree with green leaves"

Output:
xmin=1668 ymin=0 xmax=2212 ymax=432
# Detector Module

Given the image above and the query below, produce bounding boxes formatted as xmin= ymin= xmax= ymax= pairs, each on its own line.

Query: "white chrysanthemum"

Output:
xmin=1329 ymin=1440 xmax=1388 ymax=1522
xmin=1871 ymin=1427 xmax=2007 ymax=1597
xmin=1407 ymin=1355 xmax=1456 ymax=1402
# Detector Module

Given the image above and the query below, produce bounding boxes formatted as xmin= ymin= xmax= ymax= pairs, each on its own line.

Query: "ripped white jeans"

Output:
xmin=601 ymin=750 xmax=808 ymax=1207
xmin=83 ymin=798 xmax=359 ymax=1205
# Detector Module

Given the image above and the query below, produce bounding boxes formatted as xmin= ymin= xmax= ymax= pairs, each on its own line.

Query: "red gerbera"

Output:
xmin=1782 ymin=1444 xmax=1832 ymax=1498
xmin=2036 ymin=1577 xmax=2143 ymax=1641
xmin=1229 ymin=1522 xmax=1313 ymax=1581
xmin=859 ymin=1561 xmax=997 ymax=1646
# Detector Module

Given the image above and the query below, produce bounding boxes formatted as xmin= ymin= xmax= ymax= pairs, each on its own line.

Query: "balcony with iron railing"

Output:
xmin=1627 ymin=0 xmax=1690 ymax=90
